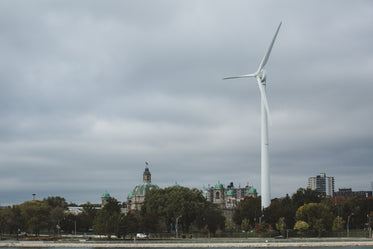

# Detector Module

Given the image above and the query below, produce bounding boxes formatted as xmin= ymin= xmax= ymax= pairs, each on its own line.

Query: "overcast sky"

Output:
xmin=1 ymin=0 xmax=373 ymax=206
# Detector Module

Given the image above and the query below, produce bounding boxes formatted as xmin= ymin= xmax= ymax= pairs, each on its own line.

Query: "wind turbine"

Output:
xmin=223 ymin=22 xmax=281 ymax=209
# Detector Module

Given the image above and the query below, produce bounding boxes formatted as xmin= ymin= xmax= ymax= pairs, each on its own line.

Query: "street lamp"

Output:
xmin=347 ymin=213 xmax=354 ymax=237
xmin=175 ymin=215 xmax=182 ymax=239
xmin=367 ymin=214 xmax=372 ymax=238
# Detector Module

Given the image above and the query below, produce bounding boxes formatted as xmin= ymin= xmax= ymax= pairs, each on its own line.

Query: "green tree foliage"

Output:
xmin=119 ymin=211 xmax=140 ymax=238
xmin=196 ymin=201 xmax=225 ymax=236
xmin=79 ymin=202 xmax=98 ymax=232
xmin=224 ymin=219 xmax=235 ymax=232
xmin=295 ymin=203 xmax=333 ymax=236
xmin=142 ymin=186 xmax=216 ymax=233
xmin=276 ymin=217 xmax=286 ymax=235
xmin=49 ymin=206 xmax=65 ymax=233
xmin=263 ymin=195 xmax=296 ymax=229
xmin=233 ymin=196 xmax=261 ymax=227
xmin=140 ymin=212 xmax=159 ymax=234
xmin=294 ymin=220 xmax=309 ymax=237
xmin=93 ymin=198 xmax=121 ymax=237
xmin=19 ymin=200 xmax=50 ymax=235
xmin=44 ymin=196 xmax=68 ymax=209
xmin=1 ymin=205 xmax=25 ymax=235
xmin=291 ymin=188 xmax=322 ymax=208
xmin=332 ymin=216 xmax=345 ymax=232
xmin=241 ymin=218 xmax=252 ymax=232
xmin=337 ymin=197 xmax=373 ymax=230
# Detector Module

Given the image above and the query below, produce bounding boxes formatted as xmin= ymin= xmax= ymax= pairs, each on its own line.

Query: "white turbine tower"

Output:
xmin=224 ymin=22 xmax=281 ymax=209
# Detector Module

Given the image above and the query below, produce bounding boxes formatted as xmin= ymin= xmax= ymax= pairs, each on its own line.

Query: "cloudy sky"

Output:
xmin=1 ymin=0 xmax=373 ymax=206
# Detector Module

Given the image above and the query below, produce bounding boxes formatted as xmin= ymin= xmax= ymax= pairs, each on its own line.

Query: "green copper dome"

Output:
xmin=172 ymin=182 xmax=181 ymax=188
xmin=127 ymin=192 xmax=132 ymax=199
xmin=214 ymin=181 xmax=224 ymax=190
xmin=102 ymin=191 xmax=110 ymax=198
xmin=248 ymin=188 xmax=257 ymax=194
xmin=131 ymin=182 xmax=159 ymax=197
xmin=226 ymin=189 xmax=233 ymax=196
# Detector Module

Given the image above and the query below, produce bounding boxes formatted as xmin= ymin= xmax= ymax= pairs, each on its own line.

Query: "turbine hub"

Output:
xmin=259 ymin=70 xmax=266 ymax=83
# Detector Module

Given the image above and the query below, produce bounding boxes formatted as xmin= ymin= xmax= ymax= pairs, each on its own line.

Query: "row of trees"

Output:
xmin=92 ymin=187 xmax=225 ymax=237
xmin=0 ymin=187 xmax=225 ymax=238
xmin=233 ymin=188 xmax=373 ymax=236
xmin=1 ymin=187 xmax=372 ymax=238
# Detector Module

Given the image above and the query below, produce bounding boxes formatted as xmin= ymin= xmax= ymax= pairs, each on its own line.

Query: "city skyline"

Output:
xmin=1 ymin=1 xmax=373 ymax=206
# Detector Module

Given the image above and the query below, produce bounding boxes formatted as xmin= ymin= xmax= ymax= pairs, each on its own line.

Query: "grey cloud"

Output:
xmin=1 ymin=0 xmax=373 ymax=206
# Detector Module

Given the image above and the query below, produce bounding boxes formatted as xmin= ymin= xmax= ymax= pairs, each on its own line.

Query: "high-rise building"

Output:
xmin=308 ymin=173 xmax=334 ymax=197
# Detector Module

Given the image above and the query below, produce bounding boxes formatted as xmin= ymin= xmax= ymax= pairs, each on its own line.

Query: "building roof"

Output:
xmin=248 ymin=187 xmax=257 ymax=194
xmin=214 ymin=181 xmax=224 ymax=190
xmin=226 ymin=189 xmax=233 ymax=196
xmin=172 ymin=182 xmax=181 ymax=188
xmin=102 ymin=191 xmax=110 ymax=198
xmin=131 ymin=182 xmax=159 ymax=197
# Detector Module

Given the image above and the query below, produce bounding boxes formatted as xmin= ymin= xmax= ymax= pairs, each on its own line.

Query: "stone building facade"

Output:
xmin=205 ymin=181 xmax=257 ymax=209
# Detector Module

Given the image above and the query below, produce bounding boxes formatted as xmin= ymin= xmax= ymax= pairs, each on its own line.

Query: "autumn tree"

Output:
xmin=294 ymin=220 xmax=309 ymax=237
xmin=276 ymin=217 xmax=287 ymax=236
xmin=332 ymin=216 xmax=345 ymax=232
xmin=295 ymin=203 xmax=333 ymax=236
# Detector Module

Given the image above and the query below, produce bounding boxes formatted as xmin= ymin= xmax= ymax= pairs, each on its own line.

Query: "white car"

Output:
xmin=136 ymin=233 xmax=148 ymax=239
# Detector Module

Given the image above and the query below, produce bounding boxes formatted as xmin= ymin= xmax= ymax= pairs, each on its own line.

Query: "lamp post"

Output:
xmin=367 ymin=214 xmax=372 ymax=238
xmin=347 ymin=213 xmax=354 ymax=237
xmin=175 ymin=215 xmax=181 ymax=239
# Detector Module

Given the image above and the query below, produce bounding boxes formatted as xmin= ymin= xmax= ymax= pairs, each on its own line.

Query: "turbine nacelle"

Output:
xmin=259 ymin=70 xmax=266 ymax=83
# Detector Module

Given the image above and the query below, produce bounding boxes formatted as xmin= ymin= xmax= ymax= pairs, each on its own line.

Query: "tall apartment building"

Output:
xmin=308 ymin=173 xmax=335 ymax=197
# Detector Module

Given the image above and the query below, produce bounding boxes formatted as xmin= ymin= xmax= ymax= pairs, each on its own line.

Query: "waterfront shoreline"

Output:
xmin=2 ymin=240 xmax=373 ymax=248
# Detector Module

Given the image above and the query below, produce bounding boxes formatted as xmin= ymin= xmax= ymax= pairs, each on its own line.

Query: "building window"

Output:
xmin=216 ymin=192 xmax=220 ymax=199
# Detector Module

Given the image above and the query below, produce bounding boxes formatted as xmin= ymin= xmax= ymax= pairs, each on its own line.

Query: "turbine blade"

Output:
xmin=223 ymin=73 xmax=257 ymax=80
xmin=256 ymin=78 xmax=272 ymax=125
xmin=257 ymin=22 xmax=282 ymax=73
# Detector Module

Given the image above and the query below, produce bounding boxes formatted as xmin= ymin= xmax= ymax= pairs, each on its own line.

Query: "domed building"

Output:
xmin=127 ymin=166 xmax=159 ymax=211
xmin=206 ymin=181 xmax=257 ymax=209
xmin=101 ymin=191 xmax=111 ymax=207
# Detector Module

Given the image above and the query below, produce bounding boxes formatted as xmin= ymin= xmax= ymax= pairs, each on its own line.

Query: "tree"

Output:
xmin=119 ymin=211 xmax=140 ymax=238
xmin=332 ymin=216 xmax=345 ymax=232
xmin=295 ymin=203 xmax=333 ymax=236
xmin=140 ymin=212 xmax=159 ymax=234
xmin=93 ymin=198 xmax=121 ymax=237
xmin=49 ymin=206 xmax=65 ymax=234
xmin=142 ymin=187 xmax=208 ymax=233
xmin=241 ymin=218 xmax=252 ymax=232
xmin=1 ymin=205 xmax=25 ymax=235
xmin=233 ymin=196 xmax=261 ymax=227
xmin=294 ymin=220 xmax=309 ymax=237
xmin=224 ymin=219 xmax=235 ymax=232
xmin=264 ymin=195 xmax=296 ymax=229
xmin=79 ymin=202 xmax=98 ymax=232
xmin=19 ymin=200 xmax=50 ymax=236
xmin=276 ymin=217 xmax=286 ymax=236
xmin=196 ymin=201 xmax=225 ymax=236
xmin=44 ymin=196 xmax=68 ymax=209
xmin=292 ymin=188 xmax=322 ymax=208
